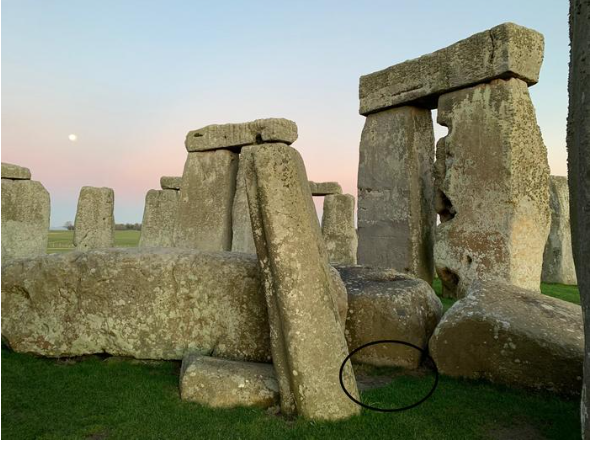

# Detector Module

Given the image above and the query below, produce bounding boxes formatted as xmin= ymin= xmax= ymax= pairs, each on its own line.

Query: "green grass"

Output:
xmin=47 ymin=230 xmax=141 ymax=254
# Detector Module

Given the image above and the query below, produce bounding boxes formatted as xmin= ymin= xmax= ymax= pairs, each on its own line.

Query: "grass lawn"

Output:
xmin=47 ymin=230 xmax=141 ymax=254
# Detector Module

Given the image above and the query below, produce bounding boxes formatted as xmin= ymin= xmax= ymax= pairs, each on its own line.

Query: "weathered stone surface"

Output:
xmin=338 ymin=266 xmax=442 ymax=368
xmin=434 ymin=78 xmax=550 ymax=298
xmin=160 ymin=176 xmax=182 ymax=190
xmin=309 ymin=181 xmax=342 ymax=196
xmin=185 ymin=119 xmax=298 ymax=152
xmin=231 ymin=159 xmax=256 ymax=254
xmin=174 ymin=150 xmax=238 ymax=251
xmin=1 ymin=179 xmax=50 ymax=263
xmin=243 ymin=142 xmax=360 ymax=420
xmin=74 ymin=187 xmax=115 ymax=251
xmin=567 ymin=0 xmax=590 ymax=438
xmin=180 ymin=354 xmax=279 ymax=408
xmin=358 ymin=106 xmax=435 ymax=283
xmin=138 ymin=189 xmax=180 ymax=248
xmin=321 ymin=194 xmax=358 ymax=265
xmin=1 ymin=248 xmax=271 ymax=361
xmin=1 ymin=162 xmax=31 ymax=180
xmin=542 ymin=176 xmax=577 ymax=285
xmin=430 ymin=280 xmax=584 ymax=395
xmin=359 ymin=22 xmax=544 ymax=114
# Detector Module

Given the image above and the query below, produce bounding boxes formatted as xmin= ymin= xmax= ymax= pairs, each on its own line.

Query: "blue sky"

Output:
xmin=2 ymin=0 xmax=570 ymax=226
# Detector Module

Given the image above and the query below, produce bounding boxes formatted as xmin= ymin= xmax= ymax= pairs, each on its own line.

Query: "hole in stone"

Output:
xmin=193 ymin=132 xmax=203 ymax=138
xmin=465 ymin=255 xmax=473 ymax=265
xmin=438 ymin=268 xmax=459 ymax=298
xmin=255 ymin=133 xmax=263 ymax=144
xmin=435 ymin=189 xmax=456 ymax=223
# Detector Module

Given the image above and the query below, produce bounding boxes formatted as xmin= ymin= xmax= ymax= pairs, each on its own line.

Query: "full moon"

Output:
xmin=68 ymin=134 xmax=77 ymax=142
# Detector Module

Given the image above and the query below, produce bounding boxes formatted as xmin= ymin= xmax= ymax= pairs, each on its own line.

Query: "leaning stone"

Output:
xmin=309 ymin=181 xmax=342 ymax=196
xmin=231 ymin=158 xmax=256 ymax=254
xmin=358 ymin=106 xmax=435 ymax=283
xmin=138 ymin=189 xmax=180 ymax=248
xmin=1 ymin=162 xmax=31 ymax=180
xmin=542 ymin=176 xmax=577 ymax=285
xmin=1 ymin=179 xmax=50 ymax=263
xmin=434 ymin=78 xmax=550 ymax=298
xmin=185 ymin=118 xmax=298 ymax=152
xmin=160 ymin=176 xmax=182 ymax=190
xmin=429 ymin=280 xmax=584 ymax=395
xmin=174 ymin=150 xmax=238 ymax=251
xmin=180 ymin=354 xmax=279 ymax=409
xmin=242 ymin=142 xmax=360 ymax=420
xmin=73 ymin=187 xmax=115 ymax=251
xmin=321 ymin=194 xmax=358 ymax=265
xmin=359 ymin=22 xmax=544 ymax=114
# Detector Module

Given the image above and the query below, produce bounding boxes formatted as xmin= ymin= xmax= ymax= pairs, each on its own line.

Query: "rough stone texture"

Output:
xmin=358 ymin=106 xmax=435 ymax=283
xmin=73 ymin=187 xmax=115 ymax=251
xmin=542 ymin=176 xmax=577 ymax=285
xmin=338 ymin=266 xmax=442 ymax=368
xmin=138 ymin=189 xmax=180 ymax=248
xmin=243 ymin=142 xmax=360 ymax=421
xmin=180 ymin=354 xmax=279 ymax=408
xmin=1 ymin=248 xmax=271 ymax=361
xmin=231 ymin=158 xmax=256 ymax=254
xmin=1 ymin=179 xmax=50 ymax=264
xmin=1 ymin=162 xmax=31 ymax=180
xmin=174 ymin=150 xmax=238 ymax=251
xmin=434 ymin=78 xmax=550 ymax=298
xmin=321 ymin=194 xmax=358 ymax=265
xmin=309 ymin=181 xmax=342 ymax=196
xmin=430 ymin=280 xmax=584 ymax=395
xmin=185 ymin=119 xmax=298 ymax=152
xmin=160 ymin=176 xmax=182 ymax=190
xmin=359 ymin=22 xmax=544 ymax=114
xmin=567 ymin=0 xmax=590 ymax=438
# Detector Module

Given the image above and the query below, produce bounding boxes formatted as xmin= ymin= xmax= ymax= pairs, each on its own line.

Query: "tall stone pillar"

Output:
xmin=321 ymin=193 xmax=358 ymax=265
xmin=231 ymin=159 xmax=256 ymax=254
xmin=74 ymin=186 xmax=115 ymax=251
xmin=139 ymin=176 xmax=181 ymax=248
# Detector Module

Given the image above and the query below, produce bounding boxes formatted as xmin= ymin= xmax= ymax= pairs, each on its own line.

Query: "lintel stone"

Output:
xmin=160 ymin=176 xmax=182 ymax=190
xmin=1 ymin=162 xmax=31 ymax=180
xmin=309 ymin=181 xmax=342 ymax=196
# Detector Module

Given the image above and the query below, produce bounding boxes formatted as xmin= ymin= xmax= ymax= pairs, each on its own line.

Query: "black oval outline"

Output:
xmin=339 ymin=339 xmax=439 ymax=413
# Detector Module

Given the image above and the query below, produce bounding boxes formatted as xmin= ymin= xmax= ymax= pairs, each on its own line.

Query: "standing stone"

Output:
xmin=1 ymin=162 xmax=31 ymax=180
xmin=567 ymin=0 xmax=590 ymax=438
xmin=358 ymin=106 xmax=435 ymax=283
xmin=174 ymin=150 xmax=238 ymax=251
xmin=321 ymin=194 xmax=358 ymax=265
xmin=434 ymin=78 xmax=550 ymax=298
xmin=138 ymin=189 xmax=180 ymax=248
xmin=73 ymin=187 xmax=115 ymax=251
xmin=231 ymin=158 xmax=256 ymax=254
xmin=542 ymin=176 xmax=577 ymax=285
xmin=242 ymin=142 xmax=360 ymax=421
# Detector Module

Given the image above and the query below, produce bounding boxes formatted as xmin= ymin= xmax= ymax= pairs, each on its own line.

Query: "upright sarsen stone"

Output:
xmin=321 ymin=194 xmax=358 ymax=265
xmin=357 ymin=106 xmax=435 ymax=283
xmin=231 ymin=158 xmax=256 ymax=254
xmin=74 ymin=187 xmax=115 ymax=251
xmin=139 ymin=189 xmax=180 ymax=248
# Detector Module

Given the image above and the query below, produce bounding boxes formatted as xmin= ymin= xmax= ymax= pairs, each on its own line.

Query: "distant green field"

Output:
xmin=47 ymin=230 xmax=141 ymax=254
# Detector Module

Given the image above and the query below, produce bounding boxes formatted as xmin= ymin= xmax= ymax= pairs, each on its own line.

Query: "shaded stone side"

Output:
xmin=138 ymin=189 xmax=180 ymax=248
xmin=231 ymin=158 xmax=256 ymax=254
xmin=357 ymin=106 xmax=435 ymax=283
xmin=434 ymin=78 xmax=550 ymax=298
xmin=542 ymin=176 xmax=577 ymax=285
xmin=321 ymin=194 xmax=358 ymax=265
xmin=1 ymin=162 xmax=31 ymax=180
xmin=174 ymin=150 xmax=238 ymax=251
xmin=74 ymin=187 xmax=115 ymax=251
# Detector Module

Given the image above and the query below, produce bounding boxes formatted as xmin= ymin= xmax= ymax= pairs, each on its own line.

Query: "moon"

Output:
xmin=68 ymin=134 xmax=77 ymax=142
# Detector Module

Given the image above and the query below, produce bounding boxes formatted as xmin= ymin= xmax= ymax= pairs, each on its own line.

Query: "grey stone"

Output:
xmin=542 ymin=176 xmax=577 ymax=285
xmin=231 ymin=158 xmax=256 ymax=254
xmin=321 ymin=194 xmax=358 ymax=265
xmin=309 ymin=181 xmax=343 ymax=196
xmin=160 ymin=176 xmax=182 ymax=190
xmin=174 ymin=150 xmax=238 ymax=251
xmin=1 ymin=179 xmax=50 ymax=263
xmin=138 ymin=189 xmax=180 ymax=248
xmin=429 ymin=280 xmax=584 ymax=395
xmin=180 ymin=354 xmax=279 ymax=408
xmin=357 ymin=106 xmax=435 ymax=283
xmin=185 ymin=118 xmax=298 ymax=152
xmin=1 ymin=162 xmax=31 ymax=180
xmin=359 ymin=22 xmax=544 ymax=114
xmin=434 ymin=78 xmax=550 ymax=298
xmin=73 ymin=187 xmax=115 ymax=251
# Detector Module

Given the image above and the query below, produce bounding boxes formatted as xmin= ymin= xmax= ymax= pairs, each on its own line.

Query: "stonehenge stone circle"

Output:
xmin=567 ymin=0 xmax=590 ymax=438
xmin=180 ymin=355 xmax=279 ymax=408
xmin=357 ymin=106 xmax=435 ymax=283
xmin=231 ymin=159 xmax=256 ymax=254
xmin=1 ymin=165 xmax=50 ymax=264
xmin=434 ymin=78 xmax=550 ymax=298
xmin=309 ymin=181 xmax=343 ymax=196
xmin=321 ymin=194 xmax=358 ymax=265
xmin=430 ymin=280 xmax=584 ymax=396
xmin=74 ymin=186 xmax=115 ymax=251
xmin=242 ymin=142 xmax=360 ymax=420
xmin=138 ymin=189 xmax=180 ymax=248
xmin=160 ymin=176 xmax=182 ymax=190
xmin=542 ymin=176 xmax=577 ymax=285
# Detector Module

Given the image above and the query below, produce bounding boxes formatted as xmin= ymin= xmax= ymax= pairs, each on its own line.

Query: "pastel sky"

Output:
xmin=2 ymin=0 xmax=570 ymax=227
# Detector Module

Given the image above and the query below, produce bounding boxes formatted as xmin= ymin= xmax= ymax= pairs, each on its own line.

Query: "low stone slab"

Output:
xmin=180 ymin=354 xmax=279 ymax=409
xmin=338 ymin=266 xmax=442 ymax=368
xmin=309 ymin=181 xmax=342 ymax=196
xmin=160 ymin=176 xmax=182 ymax=190
xmin=359 ymin=22 xmax=544 ymax=114
xmin=429 ymin=280 xmax=584 ymax=395
xmin=185 ymin=119 xmax=298 ymax=152
xmin=1 ymin=162 xmax=31 ymax=180
xmin=74 ymin=186 xmax=115 ymax=251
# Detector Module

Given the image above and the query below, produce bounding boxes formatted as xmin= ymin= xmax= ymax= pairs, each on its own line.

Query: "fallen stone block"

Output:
xmin=321 ymin=194 xmax=358 ymax=265
xmin=74 ymin=186 xmax=115 ymax=251
xmin=309 ymin=181 xmax=342 ymax=196
xmin=160 ymin=176 xmax=182 ymax=190
xmin=1 ymin=162 xmax=31 ymax=180
xmin=139 ymin=189 xmax=180 ymax=248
